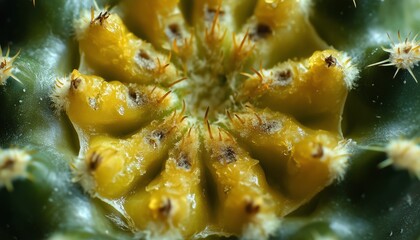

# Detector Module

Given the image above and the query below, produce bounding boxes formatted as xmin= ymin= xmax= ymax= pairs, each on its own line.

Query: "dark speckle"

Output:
xmin=158 ymin=198 xmax=172 ymax=217
xmin=167 ymin=23 xmax=182 ymax=39
xmin=153 ymin=130 xmax=165 ymax=140
xmin=311 ymin=143 xmax=324 ymax=158
xmin=205 ymin=7 xmax=226 ymax=22
xmin=219 ymin=146 xmax=236 ymax=164
xmin=176 ymin=153 xmax=192 ymax=170
xmin=0 ymin=158 xmax=15 ymax=170
xmin=128 ymin=87 xmax=145 ymax=105
xmin=403 ymin=46 xmax=412 ymax=54
xmin=147 ymin=130 xmax=166 ymax=148
xmin=245 ymin=200 xmax=260 ymax=215
xmin=138 ymin=50 xmax=151 ymax=60
xmin=0 ymin=60 xmax=7 ymax=69
xmin=250 ymin=23 xmax=272 ymax=41
xmin=71 ymin=78 xmax=82 ymax=90
xmin=260 ymin=120 xmax=281 ymax=133
xmin=89 ymin=152 xmax=103 ymax=171
xmin=273 ymin=69 xmax=293 ymax=86
xmin=325 ymin=55 xmax=337 ymax=68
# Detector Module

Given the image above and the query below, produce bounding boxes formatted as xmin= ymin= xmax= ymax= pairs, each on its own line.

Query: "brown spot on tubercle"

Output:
xmin=89 ymin=152 xmax=103 ymax=171
xmin=245 ymin=200 xmax=260 ymax=215
xmin=0 ymin=60 xmax=7 ymax=69
xmin=158 ymin=198 xmax=172 ymax=217
xmin=325 ymin=55 xmax=337 ymax=67
xmin=311 ymin=143 xmax=324 ymax=158
xmin=71 ymin=78 xmax=82 ymax=90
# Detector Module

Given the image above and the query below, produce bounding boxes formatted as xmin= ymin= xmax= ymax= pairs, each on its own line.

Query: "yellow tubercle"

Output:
xmin=76 ymin=113 xmax=188 ymax=199
xmin=253 ymin=0 xmax=298 ymax=29
xmin=75 ymin=10 xmax=179 ymax=85
xmin=202 ymin=126 xmax=283 ymax=237
xmin=227 ymin=108 xmax=348 ymax=201
xmin=287 ymin=133 xmax=349 ymax=199
xmin=121 ymin=0 xmax=190 ymax=50
xmin=239 ymin=49 xmax=358 ymax=132
xmin=53 ymin=70 xmax=176 ymax=135
xmin=124 ymin=129 xmax=208 ymax=238
xmin=240 ymin=0 xmax=327 ymax=66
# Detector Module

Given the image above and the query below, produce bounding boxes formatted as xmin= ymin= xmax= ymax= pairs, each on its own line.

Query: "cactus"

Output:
xmin=1 ymin=0 xmax=420 ymax=239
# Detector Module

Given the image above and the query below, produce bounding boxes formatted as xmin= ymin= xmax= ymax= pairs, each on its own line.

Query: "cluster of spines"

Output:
xmin=360 ymin=29 xmax=420 ymax=180
xmin=0 ymin=147 xmax=32 ymax=191
xmin=364 ymin=138 xmax=420 ymax=178
xmin=368 ymin=31 xmax=420 ymax=83
xmin=0 ymin=46 xmax=20 ymax=86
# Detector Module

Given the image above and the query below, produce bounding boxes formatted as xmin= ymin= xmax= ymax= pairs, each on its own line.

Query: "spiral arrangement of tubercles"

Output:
xmin=51 ymin=0 xmax=359 ymax=239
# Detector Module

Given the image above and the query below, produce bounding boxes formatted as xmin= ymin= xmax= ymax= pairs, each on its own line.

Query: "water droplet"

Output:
xmin=118 ymin=106 xmax=125 ymax=115
xmin=88 ymin=97 xmax=99 ymax=110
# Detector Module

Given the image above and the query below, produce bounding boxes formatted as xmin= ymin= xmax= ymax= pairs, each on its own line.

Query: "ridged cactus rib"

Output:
xmin=226 ymin=108 xmax=348 ymax=199
xmin=73 ymin=112 xmax=188 ymax=199
xmin=239 ymin=0 xmax=327 ymax=67
xmin=124 ymin=129 xmax=208 ymax=239
xmin=75 ymin=9 xmax=179 ymax=85
xmin=202 ymin=126 xmax=283 ymax=238
xmin=52 ymin=70 xmax=177 ymax=135
xmin=238 ymin=49 xmax=358 ymax=133
xmin=48 ymin=0 xmax=358 ymax=239
xmin=121 ymin=0 xmax=189 ymax=51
